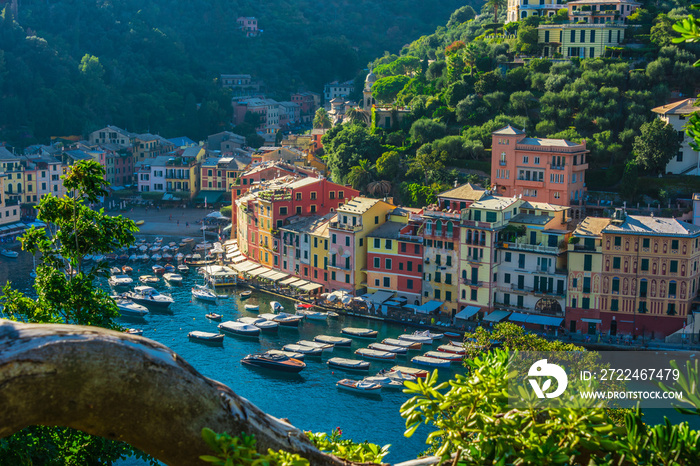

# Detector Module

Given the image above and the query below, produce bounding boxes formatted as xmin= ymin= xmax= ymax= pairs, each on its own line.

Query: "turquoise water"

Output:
xmin=1 ymin=249 xmax=463 ymax=463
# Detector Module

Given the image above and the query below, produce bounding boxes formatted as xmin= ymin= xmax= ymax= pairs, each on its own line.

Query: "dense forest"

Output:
xmin=320 ymin=0 xmax=700 ymax=206
xmin=0 ymin=0 xmax=470 ymax=146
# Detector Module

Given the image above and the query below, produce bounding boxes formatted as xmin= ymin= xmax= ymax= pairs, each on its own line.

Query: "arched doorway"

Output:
xmin=534 ymin=297 xmax=562 ymax=315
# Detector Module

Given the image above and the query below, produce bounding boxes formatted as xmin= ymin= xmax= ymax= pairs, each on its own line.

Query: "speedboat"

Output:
xmin=244 ymin=304 xmax=260 ymax=311
xmin=424 ymin=350 xmax=463 ymax=363
xmin=164 ymin=263 xmax=175 ymax=273
xmin=124 ymin=286 xmax=173 ymax=310
xmin=341 ymin=327 xmax=378 ymax=339
xmin=362 ymin=376 xmax=405 ymax=390
xmin=336 ymin=379 xmax=382 ymax=395
xmin=114 ymin=298 xmax=149 ymax=317
xmin=240 ymin=290 xmax=252 ymax=299
xmin=218 ymin=321 xmax=260 ymax=338
xmin=327 ymin=357 xmax=370 ymax=372
xmin=177 ymin=264 xmax=189 ymax=273
xmin=270 ymin=301 xmax=284 ymax=312
xmin=411 ymin=355 xmax=452 ymax=368
xmin=108 ymin=274 xmax=133 ymax=289
xmin=192 ymin=285 xmax=217 ymax=303
xmin=241 ymin=352 xmax=306 ymax=373
xmin=139 ymin=275 xmax=159 ymax=284
xmin=206 ymin=312 xmax=222 ymax=321
xmin=122 ymin=265 xmax=133 ymax=274
xmin=283 ymin=344 xmax=323 ymax=357
xmin=390 ymin=366 xmax=429 ymax=378
xmin=297 ymin=340 xmax=333 ymax=353
xmin=369 ymin=342 xmax=408 ymax=355
xmin=152 ymin=265 xmax=165 ymax=275
xmin=438 ymin=344 xmax=466 ymax=355
xmin=110 ymin=267 xmax=122 ymax=275
xmin=354 ymin=348 xmax=396 ymax=361
xmin=314 ymin=335 xmax=352 ymax=347
xmin=163 ymin=273 xmax=183 ymax=285
xmin=382 ymin=338 xmax=422 ymax=350
xmin=188 ymin=331 xmax=224 ymax=345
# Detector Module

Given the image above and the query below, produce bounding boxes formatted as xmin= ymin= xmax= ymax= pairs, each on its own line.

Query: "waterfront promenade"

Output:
xmin=118 ymin=206 xmax=225 ymax=236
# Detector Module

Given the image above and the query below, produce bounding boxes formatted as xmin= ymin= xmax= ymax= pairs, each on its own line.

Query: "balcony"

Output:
xmin=466 ymin=256 xmax=483 ymax=264
xmin=328 ymin=262 xmax=352 ymax=271
xmin=516 ymin=178 xmax=544 ymax=188
xmin=500 ymin=241 xmax=562 ymax=254
xmin=461 ymin=220 xmax=494 ymax=229
xmin=493 ymin=300 xmax=529 ymax=311
xmin=398 ymin=233 xmax=424 ymax=243
xmin=572 ymin=162 xmax=588 ymax=171
xmin=499 ymin=160 xmax=507 ymax=166
xmin=460 ymin=278 xmax=484 ymax=286
xmin=423 ymin=209 xmax=460 ymax=220
xmin=550 ymin=163 xmax=566 ymax=170
xmin=329 ymin=221 xmax=363 ymax=232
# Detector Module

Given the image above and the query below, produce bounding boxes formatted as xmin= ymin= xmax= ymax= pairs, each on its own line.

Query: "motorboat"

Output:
xmin=272 ymin=313 xmax=303 ymax=327
xmin=424 ymin=350 xmax=463 ymax=363
xmin=128 ymin=254 xmax=138 ymax=262
xmin=270 ymin=301 xmax=284 ymax=312
xmin=188 ymin=331 xmax=224 ymax=345
xmin=336 ymin=379 xmax=382 ymax=394
xmin=206 ymin=312 xmax=223 ymax=321
xmin=162 ymin=253 xmax=173 ymax=262
xmin=354 ymin=348 xmax=396 ymax=361
xmin=296 ymin=309 xmax=328 ymax=321
xmin=106 ymin=253 xmax=118 ymax=261
xmin=154 ymin=237 xmax=163 ymax=243
xmin=283 ymin=344 xmax=323 ymax=357
xmin=377 ymin=368 xmax=418 ymax=382
xmin=327 ymin=311 xmax=339 ymax=318
xmin=164 ymin=263 xmax=175 ymax=272
xmin=114 ymin=298 xmax=149 ymax=317
xmin=182 ymin=237 xmax=195 ymax=243
xmin=327 ymin=358 xmax=370 ymax=372
xmin=241 ymin=352 xmax=306 ymax=373
xmin=175 ymin=253 xmax=185 ymax=261
xmin=218 ymin=321 xmax=260 ymax=338
xmin=192 ymin=285 xmax=217 ymax=303
xmin=390 ymin=366 xmax=429 ymax=378
xmin=240 ymin=290 xmax=252 ymax=299
xmin=118 ymin=254 xmax=129 ymax=262
xmin=411 ymin=355 xmax=452 ymax=369
xmin=244 ymin=304 xmax=260 ymax=311
xmin=108 ymin=274 xmax=134 ymax=289
xmin=398 ymin=333 xmax=433 ymax=345
xmin=163 ymin=273 xmax=183 ymax=285
xmin=139 ymin=254 xmax=150 ymax=262
xmin=437 ymin=344 xmax=466 ymax=355
xmin=295 ymin=302 xmax=314 ymax=311
xmin=139 ymin=275 xmax=159 ymax=284
xmin=362 ymin=376 xmax=405 ymax=390
xmin=177 ymin=264 xmax=189 ymax=273
xmin=341 ymin=327 xmax=378 ymax=339
xmin=369 ymin=343 xmax=408 ymax=355
xmin=152 ymin=265 xmax=165 ymax=275
xmin=110 ymin=267 xmax=122 ymax=275
xmin=314 ymin=335 xmax=352 ymax=347
xmin=124 ymin=286 xmax=173 ymax=310
xmin=266 ymin=349 xmax=305 ymax=361
xmin=122 ymin=265 xmax=133 ymax=274
xmin=297 ymin=340 xmax=333 ymax=353
xmin=238 ymin=316 xmax=278 ymax=332
xmin=124 ymin=328 xmax=143 ymax=336
xmin=151 ymin=254 xmax=162 ymax=262
xmin=93 ymin=254 xmax=106 ymax=262
xmin=444 ymin=331 xmax=462 ymax=340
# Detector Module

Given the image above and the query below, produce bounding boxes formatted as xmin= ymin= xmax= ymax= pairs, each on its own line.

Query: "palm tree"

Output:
xmin=462 ymin=43 xmax=480 ymax=76
xmin=345 ymin=107 xmax=369 ymax=125
xmin=313 ymin=108 xmax=332 ymax=129
xmin=485 ymin=0 xmax=507 ymax=22
xmin=346 ymin=159 xmax=376 ymax=191
xmin=367 ymin=180 xmax=392 ymax=197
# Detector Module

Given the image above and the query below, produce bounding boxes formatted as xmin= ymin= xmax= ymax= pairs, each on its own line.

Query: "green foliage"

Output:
xmin=633 ymin=118 xmax=682 ymax=174
xmin=199 ymin=428 xmax=309 ymax=466
xmin=346 ymin=159 xmax=377 ymax=191
xmin=322 ymin=123 xmax=382 ymax=183
xmin=219 ymin=205 xmax=232 ymax=218
xmin=409 ymin=118 xmax=446 ymax=145
xmin=306 ymin=428 xmax=390 ymax=463
xmin=371 ymin=75 xmax=411 ymax=103
xmin=376 ymin=150 xmax=402 ymax=179
xmin=447 ymin=5 xmax=477 ymax=27
xmin=313 ymin=108 xmax=332 ymax=129
xmin=399 ymin=182 xmax=440 ymax=207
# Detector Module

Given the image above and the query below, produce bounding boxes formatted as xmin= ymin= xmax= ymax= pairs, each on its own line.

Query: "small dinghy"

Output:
xmin=340 ymin=327 xmax=378 ymax=339
xmin=444 ymin=331 xmax=462 ymax=340
xmin=115 ymin=299 xmax=149 ymax=317
xmin=424 ymin=350 xmax=463 ymax=363
xmin=369 ymin=342 xmax=407 ymax=355
xmin=314 ymin=335 xmax=352 ymax=347
xmin=437 ymin=344 xmax=466 ymax=355
xmin=188 ymin=331 xmax=224 ymax=345
xmin=270 ymin=301 xmax=284 ymax=312
xmin=382 ymin=338 xmax=422 ymax=350
xmin=327 ymin=357 xmax=370 ymax=372
xmin=244 ymin=304 xmax=260 ymax=311
xmin=124 ymin=328 xmax=143 ymax=336
xmin=242 ymin=352 xmax=306 ymax=373
xmin=297 ymin=340 xmax=333 ymax=353
xmin=355 ymin=348 xmax=396 ymax=361
xmin=206 ymin=312 xmax=222 ymax=321
xmin=362 ymin=376 xmax=405 ymax=390
xmin=283 ymin=344 xmax=323 ymax=357
xmin=240 ymin=290 xmax=252 ymax=299
xmin=411 ymin=355 xmax=452 ymax=368
xmin=336 ymin=378 xmax=382 ymax=395
xmin=218 ymin=321 xmax=260 ymax=338
xmin=390 ymin=366 xmax=429 ymax=378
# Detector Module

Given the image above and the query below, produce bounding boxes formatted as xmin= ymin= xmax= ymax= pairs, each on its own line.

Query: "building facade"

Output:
xmin=652 ymin=99 xmax=700 ymax=175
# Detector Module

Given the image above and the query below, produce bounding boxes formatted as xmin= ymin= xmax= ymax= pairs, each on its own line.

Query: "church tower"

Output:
xmin=363 ymin=69 xmax=377 ymax=109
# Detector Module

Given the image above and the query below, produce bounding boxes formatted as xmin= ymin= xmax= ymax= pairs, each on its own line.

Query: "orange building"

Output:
xmin=491 ymin=125 xmax=589 ymax=219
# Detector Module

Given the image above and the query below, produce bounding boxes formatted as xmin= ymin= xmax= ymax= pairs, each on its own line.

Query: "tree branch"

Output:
xmin=0 ymin=320 xmax=360 ymax=466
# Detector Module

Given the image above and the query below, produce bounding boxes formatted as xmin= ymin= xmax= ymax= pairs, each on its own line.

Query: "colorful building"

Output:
xmin=566 ymin=0 xmax=641 ymax=23
xmin=652 ymin=99 xmax=700 ymax=175
xmin=506 ymin=0 xmax=565 ymax=23
xmin=491 ymin=125 xmax=588 ymax=219
xmin=421 ymin=208 xmax=461 ymax=318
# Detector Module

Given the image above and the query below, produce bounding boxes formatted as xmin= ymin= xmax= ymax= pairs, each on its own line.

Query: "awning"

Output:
xmin=413 ymin=300 xmax=443 ymax=314
xmin=364 ymin=290 xmax=395 ymax=306
xmin=581 ymin=318 xmax=602 ymax=324
xmin=231 ymin=256 xmax=245 ymax=264
xmin=280 ymin=277 xmax=299 ymax=285
xmin=290 ymin=279 xmax=310 ymax=288
xmin=267 ymin=271 xmax=289 ymax=282
xmin=258 ymin=269 xmax=278 ymax=280
xmin=235 ymin=261 xmax=261 ymax=272
xmin=455 ymin=306 xmax=480 ymax=321
xmin=247 ymin=266 xmax=272 ymax=277
xmin=508 ymin=312 xmax=529 ymax=323
xmin=527 ymin=315 xmax=563 ymax=326
xmin=300 ymin=282 xmax=323 ymax=292
xmin=194 ymin=190 xmax=226 ymax=204
xmin=483 ymin=310 xmax=511 ymax=322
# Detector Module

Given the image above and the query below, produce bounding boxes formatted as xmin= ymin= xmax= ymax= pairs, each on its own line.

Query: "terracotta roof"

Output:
xmin=652 ymin=98 xmax=700 ymax=116
xmin=492 ymin=125 xmax=525 ymax=135
xmin=439 ymin=183 xmax=487 ymax=201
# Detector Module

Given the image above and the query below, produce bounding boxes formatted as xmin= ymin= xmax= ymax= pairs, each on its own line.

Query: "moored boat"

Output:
xmin=192 ymin=285 xmax=217 ymax=302
xmin=444 ymin=331 xmax=462 ymax=339
xmin=115 ymin=298 xmax=149 ymax=317
xmin=438 ymin=344 xmax=466 ymax=355
xmin=266 ymin=349 xmax=305 ymax=361
xmin=382 ymin=338 xmax=421 ymax=350
xmin=110 ymin=267 xmax=122 ymax=275
xmin=163 ymin=273 xmax=183 ymax=285
xmin=424 ymin=350 xmax=463 ymax=363
xmin=0 ymin=249 xmax=19 ymax=258
xmin=240 ymin=290 xmax=252 ymax=299
xmin=163 ymin=262 xmax=175 ymax=272
xmin=390 ymin=366 xmax=429 ymax=378
xmin=340 ymin=327 xmax=378 ymax=339
xmin=139 ymin=275 xmax=159 ymax=284
xmin=108 ymin=274 xmax=133 ymax=289
xmin=206 ymin=312 xmax=222 ymax=321
xmin=123 ymin=286 xmax=173 ymax=310
xmin=314 ymin=335 xmax=352 ymax=347
xmin=244 ymin=304 xmax=260 ymax=311
xmin=272 ymin=313 xmax=303 ymax=327
xmin=297 ymin=340 xmax=333 ymax=353
xmin=124 ymin=328 xmax=143 ymax=336
xmin=283 ymin=344 xmax=323 ymax=357
xmin=369 ymin=342 xmax=408 ymax=355
xmin=270 ymin=301 xmax=284 ymax=312
xmin=296 ymin=309 xmax=328 ymax=321
xmin=377 ymin=368 xmax=418 ymax=382
xmin=362 ymin=376 xmax=405 ymax=390
xmin=398 ymin=333 xmax=433 ymax=345
xmin=218 ymin=321 xmax=260 ymax=338
xmin=241 ymin=352 xmax=306 ymax=373
xmin=122 ymin=265 xmax=133 ymax=274
xmin=411 ymin=355 xmax=452 ymax=368
xmin=327 ymin=357 xmax=370 ymax=372
xmin=354 ymin=348 xmax=396 ymax=361
xmin=336 ymin=378 xmax=382 ymax=395
xmin=177 ymin=264 xmax=189 ymax=273
xmin=152 ymin=265 xmax=165 ymax=275
xmin=188 ymin=331 xmax=224 ymax=345
xmin=238 ymin=316 xmax=278 ymax=332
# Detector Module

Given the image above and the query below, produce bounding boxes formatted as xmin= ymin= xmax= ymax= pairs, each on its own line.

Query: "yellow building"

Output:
xmin=165 ymin=158 xmax=199 ymax=200
xmin=0 ymin=173 xmax=21 ymax=236
xmin=566 ymin=216 xmax=611 ymax=335
xmin=538 ymin=23 xmax=628 ymax=58
xmin=507 ymin=0 xmax=565 ymax=23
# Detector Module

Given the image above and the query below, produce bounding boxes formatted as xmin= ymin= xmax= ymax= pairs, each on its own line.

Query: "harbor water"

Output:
xmin=1 ymin=249 xmax=464 ymax=462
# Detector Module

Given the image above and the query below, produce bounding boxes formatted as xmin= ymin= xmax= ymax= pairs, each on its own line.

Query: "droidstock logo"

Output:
xmin=528 ymin=359 xmax=568 ymax=398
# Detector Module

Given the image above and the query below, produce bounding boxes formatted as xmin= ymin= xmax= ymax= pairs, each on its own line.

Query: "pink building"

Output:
xmin=232 ymin=98 xmax=268 ymax=129
xmin=567 ymin=0 xmax=641 ymax=23
xmin=491 ymin=125 xmax=589 ymax=219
